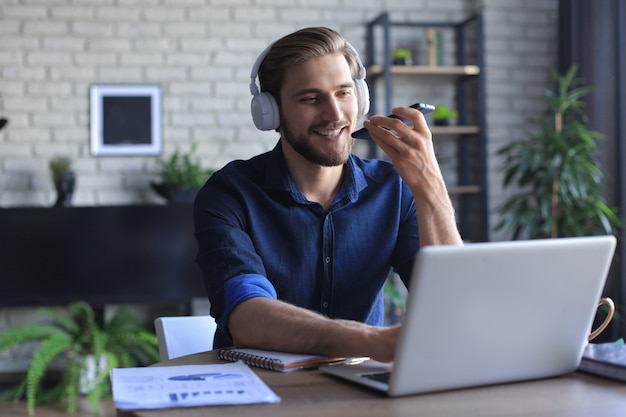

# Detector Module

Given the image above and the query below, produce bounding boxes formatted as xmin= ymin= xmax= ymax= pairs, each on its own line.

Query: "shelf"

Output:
xmin=365 ymin=12 xmax=487 ymax=241
xmin=431 ymin=126 xmax=480 ymax=135
xmin=447 ymin=185 xmax=481 ymax=194
xmin=367 ymin=65 xmax=480 ymax=77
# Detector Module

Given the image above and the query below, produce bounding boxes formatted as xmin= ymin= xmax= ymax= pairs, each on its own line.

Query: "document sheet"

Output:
xmin=111 ymin=361 xmax=280 ymax=410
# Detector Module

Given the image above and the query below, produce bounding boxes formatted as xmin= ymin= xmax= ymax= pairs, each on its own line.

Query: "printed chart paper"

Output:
xmin=111 ymin=361 xmax=280 ymax=410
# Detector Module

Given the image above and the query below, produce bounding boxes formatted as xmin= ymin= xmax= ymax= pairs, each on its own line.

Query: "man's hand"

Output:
xmin=364 ymin=106 xmax=463 ymax=247
xmin=364 ymin=106 xmax=441 ymax=196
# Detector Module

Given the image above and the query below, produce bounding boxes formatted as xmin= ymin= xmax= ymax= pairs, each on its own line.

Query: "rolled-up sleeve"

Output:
xmin=222 ymin=273 xmax=277 ymax=331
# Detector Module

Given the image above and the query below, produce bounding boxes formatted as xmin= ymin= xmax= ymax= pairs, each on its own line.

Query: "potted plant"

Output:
xmin=432 ymin=104 xmax=458 ymax=126
xmin=0 ymin=301 xmax=160 ymax=416
xmin=49 ymin=156 xmax=75 ymax=208
xmin=152 ymin=143 xmax=214 ymax=204
xmin=392 ymin=48 xmax=413 ymax=66
xmin=496 ymin=65 xmax=622 ymax=239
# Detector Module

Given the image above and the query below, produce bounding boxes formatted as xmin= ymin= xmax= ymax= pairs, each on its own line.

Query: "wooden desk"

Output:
xmin=117 ymin=351 xmax=626 ymax=417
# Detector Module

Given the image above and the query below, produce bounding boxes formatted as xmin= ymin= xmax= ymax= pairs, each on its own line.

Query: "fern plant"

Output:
xmin=0 ymin=301 xmax=160 ymax=416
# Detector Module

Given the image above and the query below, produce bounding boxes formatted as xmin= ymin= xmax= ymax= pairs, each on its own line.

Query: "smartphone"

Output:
xmin=352 ymin=102 xmax=436 ymax=140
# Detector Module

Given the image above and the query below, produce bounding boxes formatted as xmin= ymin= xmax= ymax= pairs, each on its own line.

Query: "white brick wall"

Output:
xmin=483 ymin=0 xmax=559 ymax=240
xmin=0 ymin=0 xmax=469 ymax=206
xmin=0 ymin=0 xmax=557 ymax=224
xmin=0 ymin=0 xmax=557 ymax=215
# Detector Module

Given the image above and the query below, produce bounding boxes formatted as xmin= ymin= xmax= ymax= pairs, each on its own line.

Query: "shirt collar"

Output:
xmin=264 ymin=141 xmax=368 ymax=205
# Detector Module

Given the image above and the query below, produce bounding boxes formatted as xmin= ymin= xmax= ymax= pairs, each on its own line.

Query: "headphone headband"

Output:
xmin=249 ymin=43 xmax=274 ymax=97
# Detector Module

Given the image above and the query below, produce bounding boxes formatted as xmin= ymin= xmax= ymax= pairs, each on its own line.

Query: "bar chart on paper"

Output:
xmin=111 ymin=362 xmax=280 ymax=410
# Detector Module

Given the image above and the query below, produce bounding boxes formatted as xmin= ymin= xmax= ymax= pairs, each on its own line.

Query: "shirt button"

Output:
xmin=325 ymin=256 xmax=331 ymax=264
xmin=322 ymin=301 xmax=329 ymax=308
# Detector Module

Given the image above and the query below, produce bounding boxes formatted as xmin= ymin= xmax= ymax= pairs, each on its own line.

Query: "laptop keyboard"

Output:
xmin=361 ymin=371 xmax=391 ymax=384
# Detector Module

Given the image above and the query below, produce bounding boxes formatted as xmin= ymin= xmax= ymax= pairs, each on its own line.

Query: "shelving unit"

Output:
xmin=363 ymin=12 xmax=488 ymax=242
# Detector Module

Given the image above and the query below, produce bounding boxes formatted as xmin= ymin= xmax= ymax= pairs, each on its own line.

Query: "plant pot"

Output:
xmin=151 ymin=182 xmax=200 ymax=205
xmin=434 ymin=119 xmax=453 ymax=126
xmin=393 ymin=57 xmax=413 ymax=65
xmin=79 ymin=354 xmax=108 ymax=395
xmin=53 ymin=171 xmax=76 ymax=207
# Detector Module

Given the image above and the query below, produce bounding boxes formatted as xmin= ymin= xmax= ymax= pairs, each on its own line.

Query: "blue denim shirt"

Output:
xmin=193 ymin=142 xmax=420 ymax=348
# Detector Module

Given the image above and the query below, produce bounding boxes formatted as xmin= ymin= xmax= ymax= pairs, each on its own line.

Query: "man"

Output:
xmin=193 ymin=27 xmax=462 ymax=363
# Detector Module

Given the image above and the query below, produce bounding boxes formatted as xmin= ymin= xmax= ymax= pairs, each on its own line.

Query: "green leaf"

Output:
xmin=26 ymin=335 xmax=72 ymax=416
xmin=34 ymin=307 xmax=79 ymax=335
xmin=0 ymin=324 xmax=70 ymax=354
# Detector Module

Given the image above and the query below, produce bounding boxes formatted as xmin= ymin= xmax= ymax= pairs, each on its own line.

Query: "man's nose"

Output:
xmin=321 ymin=97 xmax=342 ymax=121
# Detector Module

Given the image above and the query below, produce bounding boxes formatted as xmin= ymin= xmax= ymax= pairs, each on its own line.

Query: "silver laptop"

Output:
xmin=321 ymin=236 xmax=616 ymax=396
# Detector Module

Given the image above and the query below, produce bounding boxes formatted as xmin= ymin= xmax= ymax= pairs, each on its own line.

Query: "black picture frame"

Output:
xmin=90 ymin=84 xmax=162 ymax=156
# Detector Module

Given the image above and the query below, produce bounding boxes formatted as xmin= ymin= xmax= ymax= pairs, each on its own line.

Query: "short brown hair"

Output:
xmin=257 ymin=27 xmax=360 ymax=108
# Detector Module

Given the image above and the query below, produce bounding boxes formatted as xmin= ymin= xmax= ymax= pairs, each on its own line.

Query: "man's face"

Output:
xmin=278 ymin=52 xmax=359 ymax=167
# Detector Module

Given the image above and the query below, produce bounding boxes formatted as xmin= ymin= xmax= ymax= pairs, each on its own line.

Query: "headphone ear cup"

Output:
xmin=251 ymin=92 xmax=280 ymax=131
xmin=355 ymin=78 xmax=370 ymax=115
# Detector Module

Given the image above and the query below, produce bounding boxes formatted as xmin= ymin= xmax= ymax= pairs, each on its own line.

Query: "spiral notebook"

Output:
xmin=218 ymin=348 xmax=343 ymax=373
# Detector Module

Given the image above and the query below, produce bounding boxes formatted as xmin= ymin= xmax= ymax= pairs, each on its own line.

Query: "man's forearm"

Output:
xmin=228 ymin=297 xmax=398 ymax=362
xmin=408 ymin=169 xmax=463 ymax=247
xmin=413 ymin=180 xmax=464 ymax=247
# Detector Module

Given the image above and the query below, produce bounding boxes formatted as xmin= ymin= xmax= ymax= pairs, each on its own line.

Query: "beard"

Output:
xmin=280 ymin=117 xmax=355 ymax=167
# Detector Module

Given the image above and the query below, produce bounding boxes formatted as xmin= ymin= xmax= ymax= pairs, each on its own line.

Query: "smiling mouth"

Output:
xmin=316 ymin=129 xmax=342 ymax=136
xmin=313 ymin=126 xmax=348 ymax=137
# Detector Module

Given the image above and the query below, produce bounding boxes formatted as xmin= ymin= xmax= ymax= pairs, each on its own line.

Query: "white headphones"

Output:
xmin=249 ymin=41 xmax=370 ymax=131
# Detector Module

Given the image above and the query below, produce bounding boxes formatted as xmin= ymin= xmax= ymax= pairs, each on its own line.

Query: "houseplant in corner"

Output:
xmin=0 ymin=301 xmax=160 ymax=416
xmin=152 ymin=143 xmax=215 ymax=204
xmin=496 ymin=64 xmax=621 ymax=239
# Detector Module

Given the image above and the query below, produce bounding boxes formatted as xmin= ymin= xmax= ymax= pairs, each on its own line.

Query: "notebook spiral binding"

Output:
xmin=218 ymin=349 xmax=282 ymax=371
